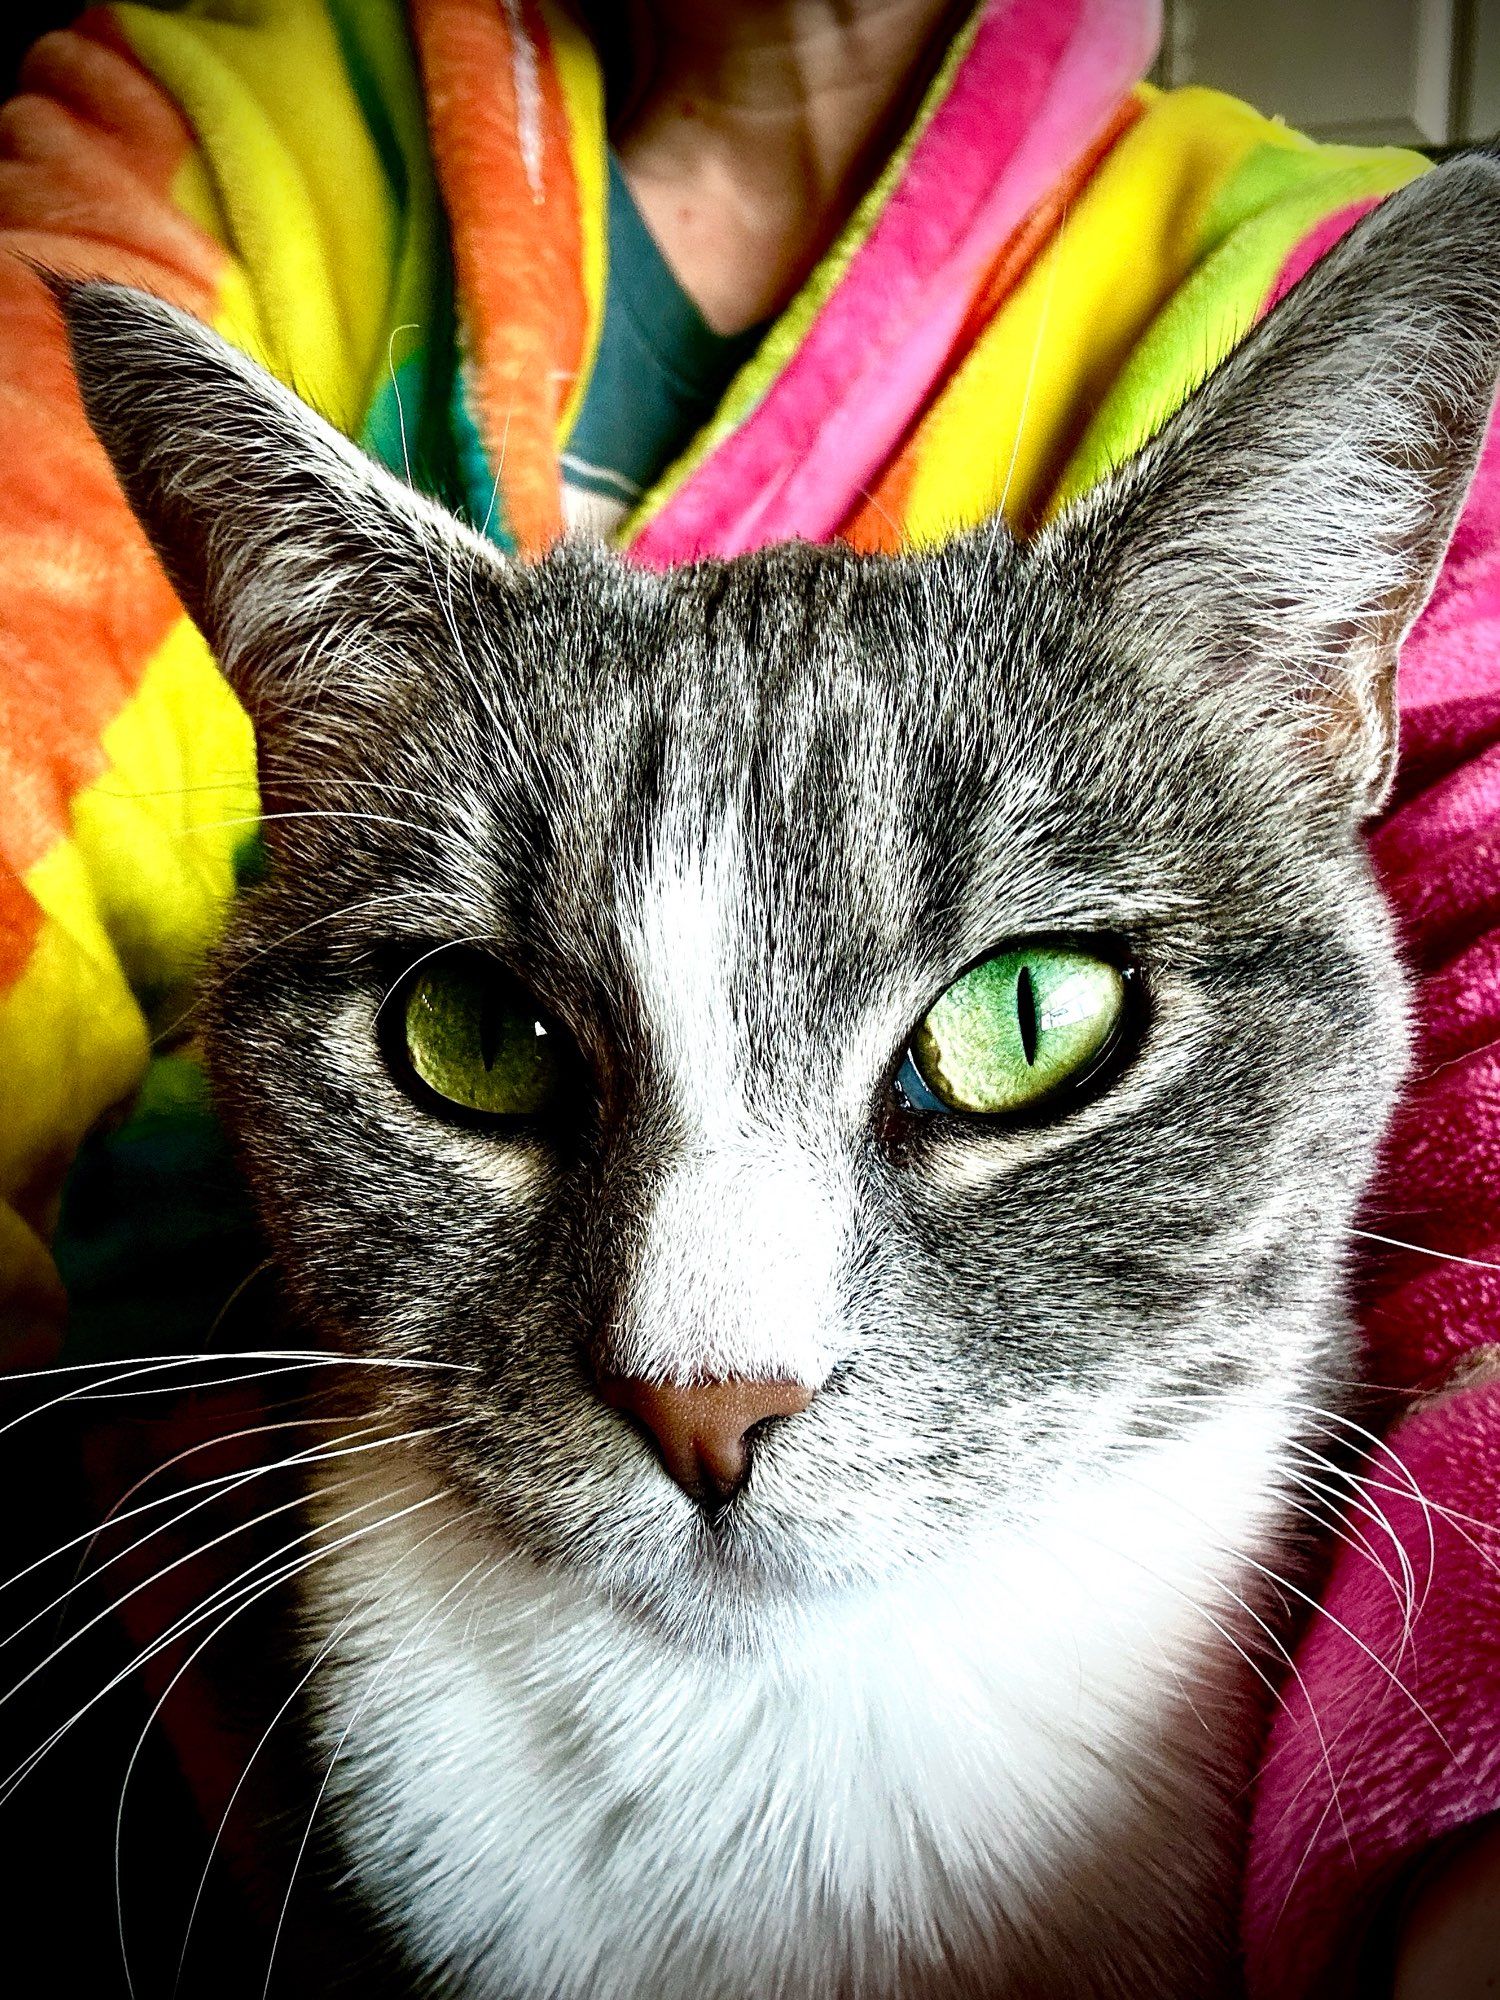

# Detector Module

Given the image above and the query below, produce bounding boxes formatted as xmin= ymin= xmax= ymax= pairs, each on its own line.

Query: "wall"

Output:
xmin=1157 ymin=0 xmax=1499 ymax=145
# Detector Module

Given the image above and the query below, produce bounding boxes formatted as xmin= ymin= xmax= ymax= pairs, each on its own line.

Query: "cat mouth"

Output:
xmin=569 ymin=1473 xmax=831 ymax=1628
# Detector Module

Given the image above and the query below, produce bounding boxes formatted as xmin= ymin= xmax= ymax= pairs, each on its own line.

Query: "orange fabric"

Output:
xmin=0 ymin=873 xmax=41 ymax=986
xmin=0 ymin=257 xmax=181 ymax=880
xmin=20 ymin=13 xmax=196 ymax=186
xmin=0 ymin=20 xmax=233 ymax=885
xmin=409 ymin=0 xmax=585 ymax=554
xmin=3 ymin=18 xmax=224 ymax=287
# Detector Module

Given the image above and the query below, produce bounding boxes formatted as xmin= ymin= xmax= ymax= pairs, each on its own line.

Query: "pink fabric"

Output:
xmin=628 ymin=0 xmax=1160 ymax=565
xmin=1244 ymin=1380 xmax=1500 ymax=1998
xmin=1264 ymin=200 xmax=1383 ymax=311
xmin=1364 ymin=414 xmax=1500 ymax=1384
xmin=1241 ymin=222 xmax=1500 ymax=1991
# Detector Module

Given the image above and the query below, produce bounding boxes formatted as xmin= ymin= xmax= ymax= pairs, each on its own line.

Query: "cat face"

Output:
xmin=175 ymin=529 xmax=1405 ymax=1650
xmin=57 ymin=160 xmax=1500 ymax=1655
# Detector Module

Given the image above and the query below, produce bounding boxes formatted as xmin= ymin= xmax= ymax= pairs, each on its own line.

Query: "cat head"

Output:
xmin=57 ymin=160 xmax=1500 ymax=1653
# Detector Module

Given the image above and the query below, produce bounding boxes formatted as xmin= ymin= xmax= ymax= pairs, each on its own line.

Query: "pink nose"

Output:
xmin=599 ymin=1375 xmax=813 ymax=1504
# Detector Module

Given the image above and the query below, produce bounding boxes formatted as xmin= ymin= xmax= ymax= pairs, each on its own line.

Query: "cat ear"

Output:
xmin=53 ymin=278 xmax=487 ymax=727
xmin=1061 ymin=156 xmax=1500 ymax=817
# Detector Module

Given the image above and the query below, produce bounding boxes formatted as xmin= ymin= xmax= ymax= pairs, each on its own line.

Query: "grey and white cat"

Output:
xmin=58 ymin=156 xmax=1500 ymax=1999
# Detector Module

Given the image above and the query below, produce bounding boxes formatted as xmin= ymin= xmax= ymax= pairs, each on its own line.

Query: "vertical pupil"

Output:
xmin=1016 ymin=964 xmax=1038 ymax=1067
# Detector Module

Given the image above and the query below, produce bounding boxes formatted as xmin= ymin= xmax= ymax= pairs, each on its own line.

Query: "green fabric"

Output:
xmin=331 ymin=0 xmax=464 ymax=511
xmin=1053 ymin=144 xmax=1423 ymax=511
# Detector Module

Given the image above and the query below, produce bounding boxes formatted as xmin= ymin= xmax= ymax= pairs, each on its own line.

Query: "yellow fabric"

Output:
xmin=1053 ymin=144 xmax=1424 ymax=511
xmin=544 ymin=0 xmax=607 ymax=447
xmin=0 ymin=621 xmax=255 ymax=1267
xmin=0 ymin=846 xmax=150 ymax=1233
xmin=70 ymin=620 xmax=258 ymax=1005
xmin=116 ymin=0 xmax=397 ymax=429
xmin=898 ymin=87 xmax=1358 ymax=542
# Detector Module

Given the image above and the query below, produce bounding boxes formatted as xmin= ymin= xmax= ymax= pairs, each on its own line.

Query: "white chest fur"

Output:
xmin=301 ymin=1410 xmax=1289 ymax=2000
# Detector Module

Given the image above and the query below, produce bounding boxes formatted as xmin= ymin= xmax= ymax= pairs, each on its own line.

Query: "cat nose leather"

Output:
xmin=599 ymin=1375 xmax=813 ymax=1504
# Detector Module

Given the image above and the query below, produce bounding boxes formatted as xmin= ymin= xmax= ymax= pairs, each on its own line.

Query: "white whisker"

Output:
xmin=262 ymin=1540 xmax=492 ymax=2000
xmin=3 ymin=1416 xmax=407 ymax=1653
xmin=0 ymin=1424 xmax=457 ymax=1726
xmin=1351 ymin=1226 xmax=1500 ymax=1273
xmin=1 ymin=1480 xmax=452 ymax=1815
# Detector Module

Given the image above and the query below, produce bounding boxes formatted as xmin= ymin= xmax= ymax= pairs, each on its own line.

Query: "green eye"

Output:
xmin=400 ymin=951 xmax=562 ymax=1118
xmin=906 ymin=946 xmax=1127 ymax=1116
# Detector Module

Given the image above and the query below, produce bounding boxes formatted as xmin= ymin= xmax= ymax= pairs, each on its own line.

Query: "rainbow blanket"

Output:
xmin=2 ymin=0 xmax=1499 ymax=1985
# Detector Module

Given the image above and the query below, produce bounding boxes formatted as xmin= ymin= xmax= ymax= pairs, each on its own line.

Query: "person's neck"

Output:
xmin=611 ymin=0 xmax=969 ymax=335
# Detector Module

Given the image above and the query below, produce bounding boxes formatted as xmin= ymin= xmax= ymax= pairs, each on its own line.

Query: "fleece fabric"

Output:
xmin=0 ymin=0 xmax=1495 ymax=1987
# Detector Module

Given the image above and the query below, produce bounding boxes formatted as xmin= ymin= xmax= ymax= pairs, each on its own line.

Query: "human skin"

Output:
xmin=610 ymin=0 xmax=966 ymax=332
xmin=611 ymin=2 xmax=1500 ymax=1985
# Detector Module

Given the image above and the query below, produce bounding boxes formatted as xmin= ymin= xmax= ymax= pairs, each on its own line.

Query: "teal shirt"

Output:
xmin=562 ymin=153 xmax=765 ymax=532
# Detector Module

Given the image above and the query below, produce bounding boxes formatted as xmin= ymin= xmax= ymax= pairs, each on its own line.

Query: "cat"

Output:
xmin=53 ymin=154 xmax=1500 ymax=1999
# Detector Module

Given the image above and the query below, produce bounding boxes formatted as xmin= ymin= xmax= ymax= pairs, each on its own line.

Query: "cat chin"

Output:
xmin=408 ymin=1462 xmax=895 ymax=1662
xmin=296 ymin=1397 xmax=1295 ymax=1999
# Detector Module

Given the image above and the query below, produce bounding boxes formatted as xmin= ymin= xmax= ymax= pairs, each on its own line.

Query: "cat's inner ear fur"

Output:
xmin=53 ymin=277 xmax=491 ymax=736
xmin=1055 ymin=156 xmax=1500 ymax=818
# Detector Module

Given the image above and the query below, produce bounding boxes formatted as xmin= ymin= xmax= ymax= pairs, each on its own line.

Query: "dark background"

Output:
xmin=2 ymin=4 xmax=82 ymax=94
